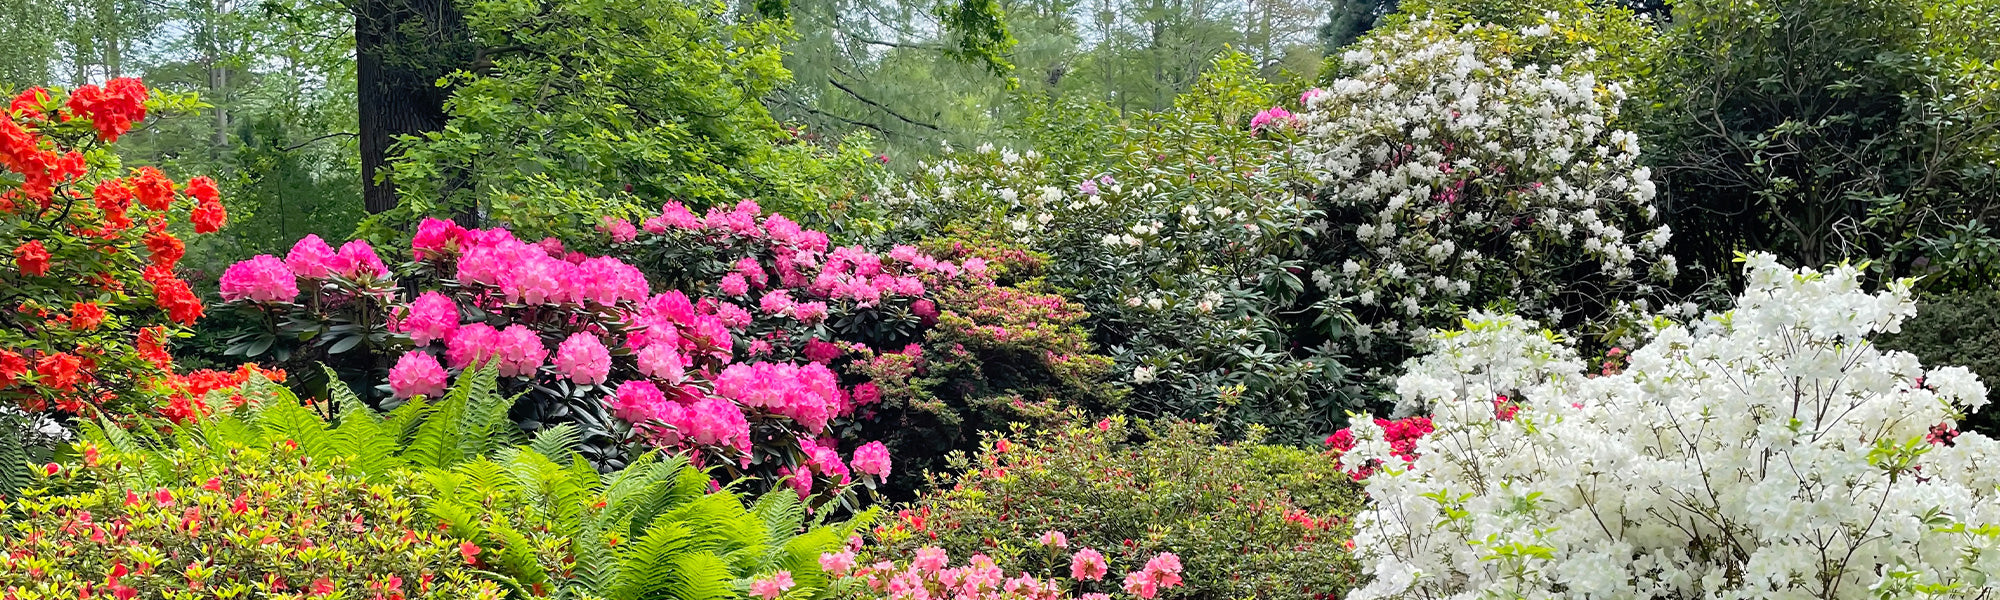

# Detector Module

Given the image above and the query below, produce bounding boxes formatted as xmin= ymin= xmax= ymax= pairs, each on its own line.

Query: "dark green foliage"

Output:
xmin=1877 ymin=288 xmax=2000 ymax=436
xmin=1641 ymin=0 xmax=2000 ymax=289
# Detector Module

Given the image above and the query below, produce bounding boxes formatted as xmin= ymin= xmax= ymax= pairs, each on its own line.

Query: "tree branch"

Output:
xmin=826 ymin=77 xmax=945 ymax=132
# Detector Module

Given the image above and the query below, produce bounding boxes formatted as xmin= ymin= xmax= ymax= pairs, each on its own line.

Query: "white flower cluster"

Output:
xmin=1300 ymin=20 xmax=1674 ymax=349
xmin=1345 ymin=253 xmax=2000 ymax=599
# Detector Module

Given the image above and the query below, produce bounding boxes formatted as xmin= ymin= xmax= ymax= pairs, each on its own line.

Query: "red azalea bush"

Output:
xmin=1 ymin=80 xmax=235 ymax=423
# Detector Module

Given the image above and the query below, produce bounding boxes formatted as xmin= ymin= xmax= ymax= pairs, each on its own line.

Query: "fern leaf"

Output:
xmin=528 ymin=424 xmax=584 ymax=461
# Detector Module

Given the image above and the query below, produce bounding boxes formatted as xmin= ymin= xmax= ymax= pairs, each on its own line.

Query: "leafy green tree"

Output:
xmin=1641 ymin=0 xmax=2000 ymax=288
xmin=374 ymin=0 xmax=887 ymax=239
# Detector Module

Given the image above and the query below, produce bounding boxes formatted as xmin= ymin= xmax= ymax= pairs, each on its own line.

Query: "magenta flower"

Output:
xmin=328 ymin=239 xmax=390 ymax=279
xmin=219 ymin=255 xmax=298 ymax=303
xmin=395 ymin=292 xmax=460 ymax=346
xmin=850 ymin=441 xmax=891 ymax=478
xmin=389 ymin=352 xmax=448 ymax=399
xmin=553 ymin=332 xmax=612 ymax=385
xmin=445 ymin=323 xmax=500 ymax=369
xmin=411 ymin=218 xmax=465 ymax=261
xmin=285 ymin=235 xmax=336 ymax=279
xmin=718 ymin=273 xmax=750 ymax=296
xmin=492 ymin=324 xmax=548 ymax=377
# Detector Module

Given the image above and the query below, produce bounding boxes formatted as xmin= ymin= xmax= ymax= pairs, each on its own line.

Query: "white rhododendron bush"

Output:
xmin=1344 ymin=253 xmax=2000 ymax=599
xmin=1300 ymin=19 xmax=1677 ymax=353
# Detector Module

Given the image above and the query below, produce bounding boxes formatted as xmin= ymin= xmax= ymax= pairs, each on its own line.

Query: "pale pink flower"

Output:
xmin=635 ymin=343 xmax=686 ymax=383
xmin=1037 ymin=530 xmax=1069 ymax=549
xmin=598 ymin=216 xmax=637 ymax=243
xmin=912 ymin=547 xmax=949 ymax=574
xmin=748 ymin=571 xmax=794 ymax=600
xmin=1069 ymin=548 xmax=1108 ymax=581
xmin=819 ymin=550 xmax=857 ymax=576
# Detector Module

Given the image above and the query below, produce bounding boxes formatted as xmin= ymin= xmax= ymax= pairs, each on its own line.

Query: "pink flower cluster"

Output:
xmin=282 ymin=235 xmax=391 ymax=280
xmin=554 ymin=332 xmax=612 ymax=385
xmin=609 ymin=380 xmax=753 ymax=455
xmin=823 ymin=546 xmax=1182 ymax=600
xmin=394 ymin=292 xmax=460 ymax=346
xmin=389 ymin=352 xmax=448 ymax=399
xmin=713 ymin=362 xmax=846 ymax=434
xmin=218 ymin=255 xmax=298 ymax=303
xmin=1119 ymin=553 xmax=1183 ymax=599
xmin=220 ymin=237 xmax=392 ymax=300
xmin=445 ymin=222 xmax=649 ymax=307
xmin=1248 ymin=106 xmax=1295 ymax=131
xmin=851 ymin=440 xmax=891 ymax=479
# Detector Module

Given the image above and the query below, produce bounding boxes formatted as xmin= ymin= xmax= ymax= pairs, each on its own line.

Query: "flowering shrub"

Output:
xmin=873 ymin=415 xmax=1365 ymax=600
xmin=822 ymin=543 xmax=1185 ymax=600
xmin=1 ymin=80 xmax=232 ymax=421
xmin=874 ymin=54 xmax=1359 ymax=440
xmin=1339 ymin=254 xmax=2000 ymax=599
xmin=1878 ymin=288 xmax=2000 ymax=435
xmin=3 ymin=427 xmax=498 ymax=598
xmin=214 ymin=221 xmax=905 ymax=498
xmin=615 ymin=199 xmax=1115 ymax=494
xmin=1298 ymin=17 xmax=1679 ymax=370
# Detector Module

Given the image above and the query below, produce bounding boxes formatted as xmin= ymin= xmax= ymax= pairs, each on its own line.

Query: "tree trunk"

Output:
xmin=354 ymin=0 xmax=474 ymax=215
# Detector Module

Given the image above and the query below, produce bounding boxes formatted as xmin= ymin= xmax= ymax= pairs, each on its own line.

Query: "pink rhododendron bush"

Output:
xmin=213 ymin=199 xmax=1111 ymax=496
xmin=1338 ymin=254 xmax=1999 ymax=599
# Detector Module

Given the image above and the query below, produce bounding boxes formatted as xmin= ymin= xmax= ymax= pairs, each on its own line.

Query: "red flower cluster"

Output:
xmin=2 ymin=80 xmax=238 ymax=421
xmin=62 ymin=78 xmax=149 ymax=142
xmin=1323 ymin=416 xmax=1434 ymax=480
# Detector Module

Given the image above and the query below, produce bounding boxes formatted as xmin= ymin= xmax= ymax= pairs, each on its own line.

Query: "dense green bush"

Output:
xmin=1642 ymin=0 xmax=2000 ymax=290
xmin=374 ymin=0 xmax=888 ymax=241
xmin=872 ymin=415 xmax=1365 ymax=600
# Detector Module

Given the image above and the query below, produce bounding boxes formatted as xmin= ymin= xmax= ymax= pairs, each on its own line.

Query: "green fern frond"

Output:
xmin=608 ymin=521 xmax=697 ymax=600
xmin=321 ymin=364 xmax=368 ymax=419
xmin=0 ymin=422 xmax=29 ymax=499
xmin=528 ymin=424 xmax=584 ymax=461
